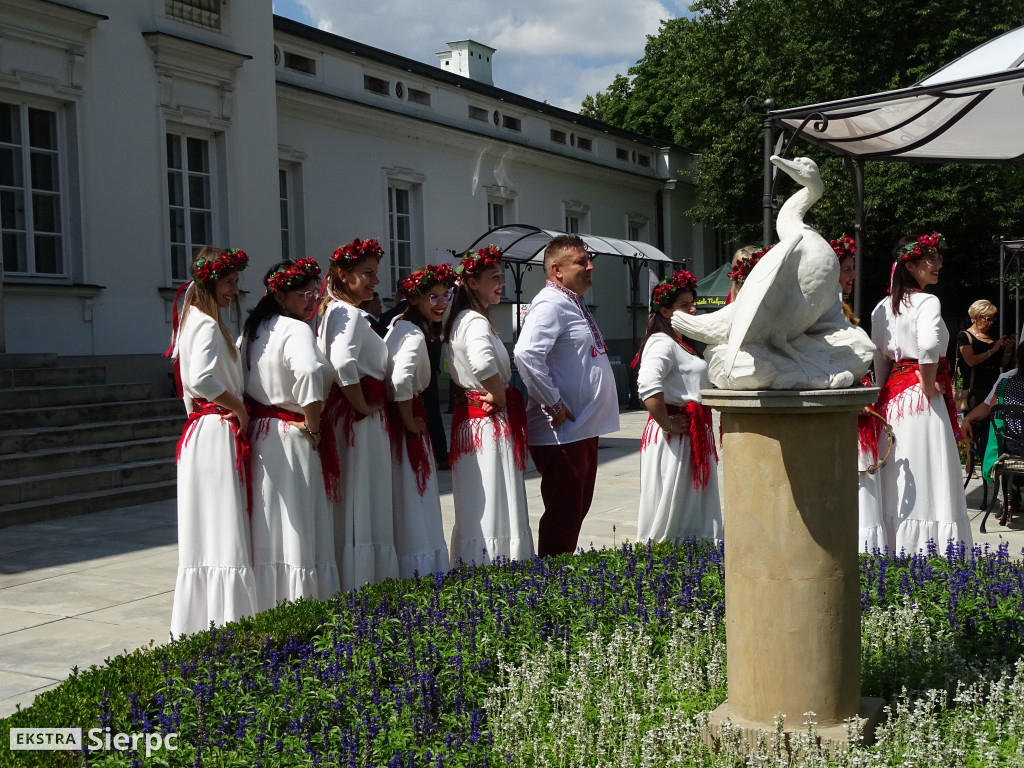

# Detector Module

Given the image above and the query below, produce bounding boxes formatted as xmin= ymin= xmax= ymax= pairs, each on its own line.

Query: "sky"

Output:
xmin=271 ymin=0 xmax=694 ymax=112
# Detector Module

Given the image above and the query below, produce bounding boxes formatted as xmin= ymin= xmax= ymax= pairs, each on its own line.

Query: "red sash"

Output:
xmin=862 ymin=358 xmax=961 ymax=457
xmin=176 ymin=398 xmax=252 ymax=515
xmin=639 ymin=401 xmax=718 ymax=490
xmin=450 ymin=387 xmax=528 ymax=471
xmin=248 ymin=398 xmax=341 ymax=502
xmin=387 ymin=394 xmax=433 ymax=496
xmin=323 ymin=376 xmax=391 ymax=448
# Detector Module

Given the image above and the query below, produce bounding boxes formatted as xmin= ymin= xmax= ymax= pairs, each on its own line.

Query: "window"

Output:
xmin=468 ymin=105 xmax=488 ymax=122
xmin=279 ymin=168 xmax=291 ymax=260
xmin=283 ymin=51 xmax=317 ymax=76
xmin=363 ymin=75 xmax=390 ymax=96
xmin=1 ymin=101 xmax=65 ymax=277
xmin=388 ymin=184 xmax=412 ymax=287
xmin=166 ymin=132 xmax=214 ymax=281
xmin=565 ymin=215 xmax=580 ymax=234
xmin=408 ymin=88 xmax=431 ymax=107
xmin=563 ymin=200 xmax=590 ymax=236
xmin=638 ymin=153 xmax=651 ymax=168
xmin=165 ymin=0 xmax=220 ymax=31
xmin=616 ymin=147 xmax=630 ymax=162
xmin=550 ymin=129 xmax=567 ymax=144
xmin=576 ymin=136 xmax=592 ymax=152
xmin=502 ymin=115 xmax=521 ymax=132
xmin=488 ymin=200 xmax=505 ymax=229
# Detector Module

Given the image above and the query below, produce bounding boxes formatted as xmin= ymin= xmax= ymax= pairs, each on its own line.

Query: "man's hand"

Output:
xmin=544 ymin=402 xmax=576 ymax=428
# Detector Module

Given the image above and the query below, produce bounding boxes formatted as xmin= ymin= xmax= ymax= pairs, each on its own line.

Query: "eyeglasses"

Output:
xmin=297 ymin=290 xmax=317 ymax=301
xmin=428 ymin=289 xmax=454 ymax=306
xmin=979 ymin=315 xmax=996 ymax=323
xmin=923 ymin=255 xmax=944 ymax=266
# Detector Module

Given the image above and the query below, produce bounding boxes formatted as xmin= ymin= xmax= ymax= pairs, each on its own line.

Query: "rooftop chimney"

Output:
xmin=436 ymin=40 xmax=495 ymax=85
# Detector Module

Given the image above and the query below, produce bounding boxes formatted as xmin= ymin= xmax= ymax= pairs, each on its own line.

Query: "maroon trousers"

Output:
xmin=530 ymin=437 xmax=599 ymax=557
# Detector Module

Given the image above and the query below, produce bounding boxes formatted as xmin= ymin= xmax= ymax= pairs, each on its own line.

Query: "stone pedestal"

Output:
xmin=701 ymin=388 xmax=885 ymax=751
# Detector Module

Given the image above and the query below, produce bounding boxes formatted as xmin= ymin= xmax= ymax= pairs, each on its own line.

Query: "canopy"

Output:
xmin=768 ymin=25 xmax=1024 ymax=163
xmin=463 ymin=223 xmax=680 ymax=264
xmin=694 ymin=262 xmax=732 ymax=312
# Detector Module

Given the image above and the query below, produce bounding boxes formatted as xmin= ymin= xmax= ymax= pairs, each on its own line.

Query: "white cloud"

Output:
xmin=282 ymin=0 xmax=681 ymax=112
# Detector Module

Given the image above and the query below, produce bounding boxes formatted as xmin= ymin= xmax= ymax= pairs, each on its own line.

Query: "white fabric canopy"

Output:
xmin=768 ymin=25 xmax=1024 ymax=163
xmin=463 ymin=223 xmax=679 ymax=264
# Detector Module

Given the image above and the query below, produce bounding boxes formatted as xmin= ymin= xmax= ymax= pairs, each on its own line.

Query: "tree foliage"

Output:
xmin=582 ymin=0 xmax=1024 ymax=315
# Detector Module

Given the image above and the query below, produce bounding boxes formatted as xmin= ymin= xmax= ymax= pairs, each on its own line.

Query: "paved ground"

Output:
xmin=1 ymin=409 xmax=1022 ymax=718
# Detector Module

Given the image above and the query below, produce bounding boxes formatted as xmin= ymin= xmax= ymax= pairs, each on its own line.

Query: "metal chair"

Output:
xmin=980 ymin=402 xmax=1024 ymax=533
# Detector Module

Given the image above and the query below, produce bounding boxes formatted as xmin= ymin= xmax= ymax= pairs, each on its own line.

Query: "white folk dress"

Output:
xmin=385 ymin=319 xmax=450 ymax=578
xmin=319 ymin=300 xmax=399 ymax=591
xmin=636 ymin=333 xmax=723 ymax=544
xmin=870 ymin=292 xmax=973 ymax=555
xmin=244 ymin=314 xmax=340 ymax=611
xmin=447 ymin=310 xmax=535 ymax=565
xmin=170 ymin=311 xmax=258 ymax=638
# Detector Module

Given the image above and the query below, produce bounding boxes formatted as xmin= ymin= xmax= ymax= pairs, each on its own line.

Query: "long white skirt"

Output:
xmin=877 ymin=388 xmax=973 ymax=555
xmin=333 ymin=412 xmax=399 ymax=591
xmin=857 ymin=433 xmax=888 ymax=553
xmin=250 ymin=418 xmax=341 ymax=611
xmin=392 ymin=434 xmax=449 ymax=579
xmin=170 ymin=414 xmax=258 ymax=638
xmin=637 ymin=422 xmax=723 ymax=544
xmin=450 ymin=414 xmax=535 ymax=565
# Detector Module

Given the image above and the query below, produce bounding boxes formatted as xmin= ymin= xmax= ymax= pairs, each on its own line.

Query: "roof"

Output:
xmin=767 ymin=25 xmax=1024 ymax=163
xmin=462 ymin=224 xmax=682 ymax=265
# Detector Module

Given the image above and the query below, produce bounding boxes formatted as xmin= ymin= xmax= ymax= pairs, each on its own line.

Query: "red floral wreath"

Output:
xmin=727 ymin=245 xmax=772 ymax=285
xmin=896 ymin=232 xmax=947 ymax=261
xmin=399 ymin=263 xmax=458 ymax=297
xmin=265 ymin=258 xmax=321 ymax=294
xmin=456 ymin=245 xmax=503 ymax=279
xmin=830 ymin=236 xmax=856 ymax=260
xmin=650 ymin=268 xmax=698 ymax=312
xmin=193 ymin=248 xmax=248 ymax=283
xmin=332 ymin=238 xmax=385 ymax=269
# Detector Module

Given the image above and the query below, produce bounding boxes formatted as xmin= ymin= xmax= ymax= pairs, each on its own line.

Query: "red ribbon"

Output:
xmin=176 ymin=398 xmax=253 ymax=515
xmin=449 ymin=387 xmax=528 ymax=471
xmin=387 ymin=394 xmax=433 ymax=495
xmin=163 ymin=281 xmax=192 ymax=398
xmin=639 ymin=401 xmax=717 ymax=490
xmin=247 ymin=398 xmax=342 ymax=502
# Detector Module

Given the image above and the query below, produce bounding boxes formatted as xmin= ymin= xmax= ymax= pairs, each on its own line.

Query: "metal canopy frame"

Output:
xmin=1000 ymin=239 xmax=1024 ymax=340
xmin=462 ymin=223 xmax=684 ymax=407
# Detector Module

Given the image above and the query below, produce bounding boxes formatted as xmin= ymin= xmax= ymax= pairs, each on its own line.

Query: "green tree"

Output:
xmin=582 ymin=0 xmax=1024 ymax=316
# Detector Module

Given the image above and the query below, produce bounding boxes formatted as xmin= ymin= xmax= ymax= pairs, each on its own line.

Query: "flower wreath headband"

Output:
xmin=400 ymin=264 xmax=459 ymax=298
xmin=193 ymin=248 xmax=248 ymax=283
xmin=456 ymin=245 xmax=503 ymax=279
xmin=650 ymin=268 xmax=698 ymax=312
xmin=331 ymin=238 xmax=385 ymax=269
xmin=265 ymin=258 xmax=321 ymax=294
xmin=830 ymin=236 xmax=856 ymax=260
xmin=727 ymin=245 xmax=772 ymax=285
xmin=896 ymin=232 xmax=947 ymax=262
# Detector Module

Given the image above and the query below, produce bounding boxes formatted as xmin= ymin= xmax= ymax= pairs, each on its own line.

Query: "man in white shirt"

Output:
xmin=514 ymin=235 xmax=620 ymax=555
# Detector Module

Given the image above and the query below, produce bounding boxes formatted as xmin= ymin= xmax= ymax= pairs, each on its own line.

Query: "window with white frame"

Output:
xmin=0 ymin=100 xmax=65 ymax=277
xmin=563 ymin=200 xmax=590 ymax=235
xmin=166 ymin=131 xmax=214 ymax=281
xmin=279 ymin=168 xmax=291 ymax=260
xmin=488 ymin=200 xmax=505 ymax=229
xmin=388 ymin=183 xmax=413 ymax=288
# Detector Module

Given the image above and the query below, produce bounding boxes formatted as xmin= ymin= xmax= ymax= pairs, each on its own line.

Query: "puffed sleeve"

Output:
xmin=388 ymin=325 xmax=424 ymax=402
xmin=915 ymin=294 xmax=944 ymax=364
xmin=636 ymin=334 xmax=672 ymax=401
xmin=283 ymin=321 xmax=326 ymax=407
xmin=186 ymin=315 xmax=226 ymax=402
xmin=462 ymin=313 xmax=499 ymax=382
xmin=324 ymin=304 xmax=362 ymax=386
xmin=513 ymin=300 xmax=562 ymax=407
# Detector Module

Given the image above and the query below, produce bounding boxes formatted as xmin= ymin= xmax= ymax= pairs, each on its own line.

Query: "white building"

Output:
xmin=0 ymin=0 xmax=716 ymax=392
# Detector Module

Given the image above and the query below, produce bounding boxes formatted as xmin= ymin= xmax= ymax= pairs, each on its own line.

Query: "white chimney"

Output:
xmin=436 ymin=40 xmax=496 ymax=85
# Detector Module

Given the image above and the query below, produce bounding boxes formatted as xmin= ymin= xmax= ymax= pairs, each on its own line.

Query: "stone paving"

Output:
xmin=1 ymin=409 xmax=1021 ymax=718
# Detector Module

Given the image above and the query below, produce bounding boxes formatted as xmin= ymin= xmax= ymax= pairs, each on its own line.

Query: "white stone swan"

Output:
xmin=671 ymin=155 xmax=874 ymax=390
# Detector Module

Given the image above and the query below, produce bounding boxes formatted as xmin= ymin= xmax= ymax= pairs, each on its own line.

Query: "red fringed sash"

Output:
xmin=861 ymin=358 xmax=961 ymax=458
xmin=176 ymin=398 xmax=252 ymax=515
xmin=449 ymin=387 xmax=528 ymax=471
xmin=248 ymin=399 xmax=342 ymax=502
xmin=639 ymin=401 xmax=718 ymax=490
xmin=387 ymin=394 xmax=433 ymax=496
xmin=323 ymin=376 xmax=390 ymax=448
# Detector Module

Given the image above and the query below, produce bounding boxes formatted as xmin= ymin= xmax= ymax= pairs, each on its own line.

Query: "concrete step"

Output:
xmin=0 ymin=382 xmax=153 ymax=410
xmin=0 ymin=417 xmax=182 ymax=455
xmin=0 ymin=398 xmax=182 ymax=431
xmin=0 ymin=479 xmax=177 ymax=528
xmin=0 ymin=436 xmax=177 ymax=480
xmin=0 ymin=353 xmax=58 ymax=370
xmin=0 ymin=365 xmax=106 ymax=389
xmin=0 ymin=458 xmax=175 ymax=506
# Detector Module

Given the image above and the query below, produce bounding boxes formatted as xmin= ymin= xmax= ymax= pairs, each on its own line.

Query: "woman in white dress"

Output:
xmin=443 ymin=246 xmax=535 ymax=565
xmin=168 ymin=247 xmax=258 ymax=638
xmin=635 ymin=269 xmax=722 ymax=544
xmin=385 ymin=264 xmax=457 ymax=578
xmin=868 ymin=233 xmax=973 ymax=555
xmin=318 ymin=238 xmax=399 ymax=590
xmin=242 ymin=258 xmax=340 ymax=610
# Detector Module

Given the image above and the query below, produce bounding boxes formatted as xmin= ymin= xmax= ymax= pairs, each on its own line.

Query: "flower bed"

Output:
xmin=2 ymin=540 xmax=1023 ymax=767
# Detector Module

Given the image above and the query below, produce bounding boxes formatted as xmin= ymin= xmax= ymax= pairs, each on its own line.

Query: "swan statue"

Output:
xmin=672 ymin=155 xmax=874 ymax=390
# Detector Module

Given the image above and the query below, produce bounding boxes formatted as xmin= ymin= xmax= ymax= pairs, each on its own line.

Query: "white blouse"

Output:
xmin=870 ymin=292 xmax=948 ymax=385
xmin=448 ymin=310 xmax=510 ymax=391
xmin=319 ymin=299 xmax=388 ymax=385
xmin=178 ymin=310 xmax=244 ymax=413
xmin=385 ymin=319 xmax=431 ymax=401
xmin=636 ymin=333 xmax=709 ymax=405
xmin=243 ymin=314 xmax=331 ymax=410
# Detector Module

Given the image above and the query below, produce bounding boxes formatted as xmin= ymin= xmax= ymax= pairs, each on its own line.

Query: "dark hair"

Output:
xmin=242 ymin=260 xmax=314 ymax=347
xmin=403 ymin=302 xmax=441 ymax=341
xmin=441 ymin=269 xmax=498 ymax=341
xmin=890 ymin=235 xmax=924 ymax=316
xmin=543 ymin=234 xmax=587 ymax=272
xmin=635 ymin=289 xmax=697 ymax=363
